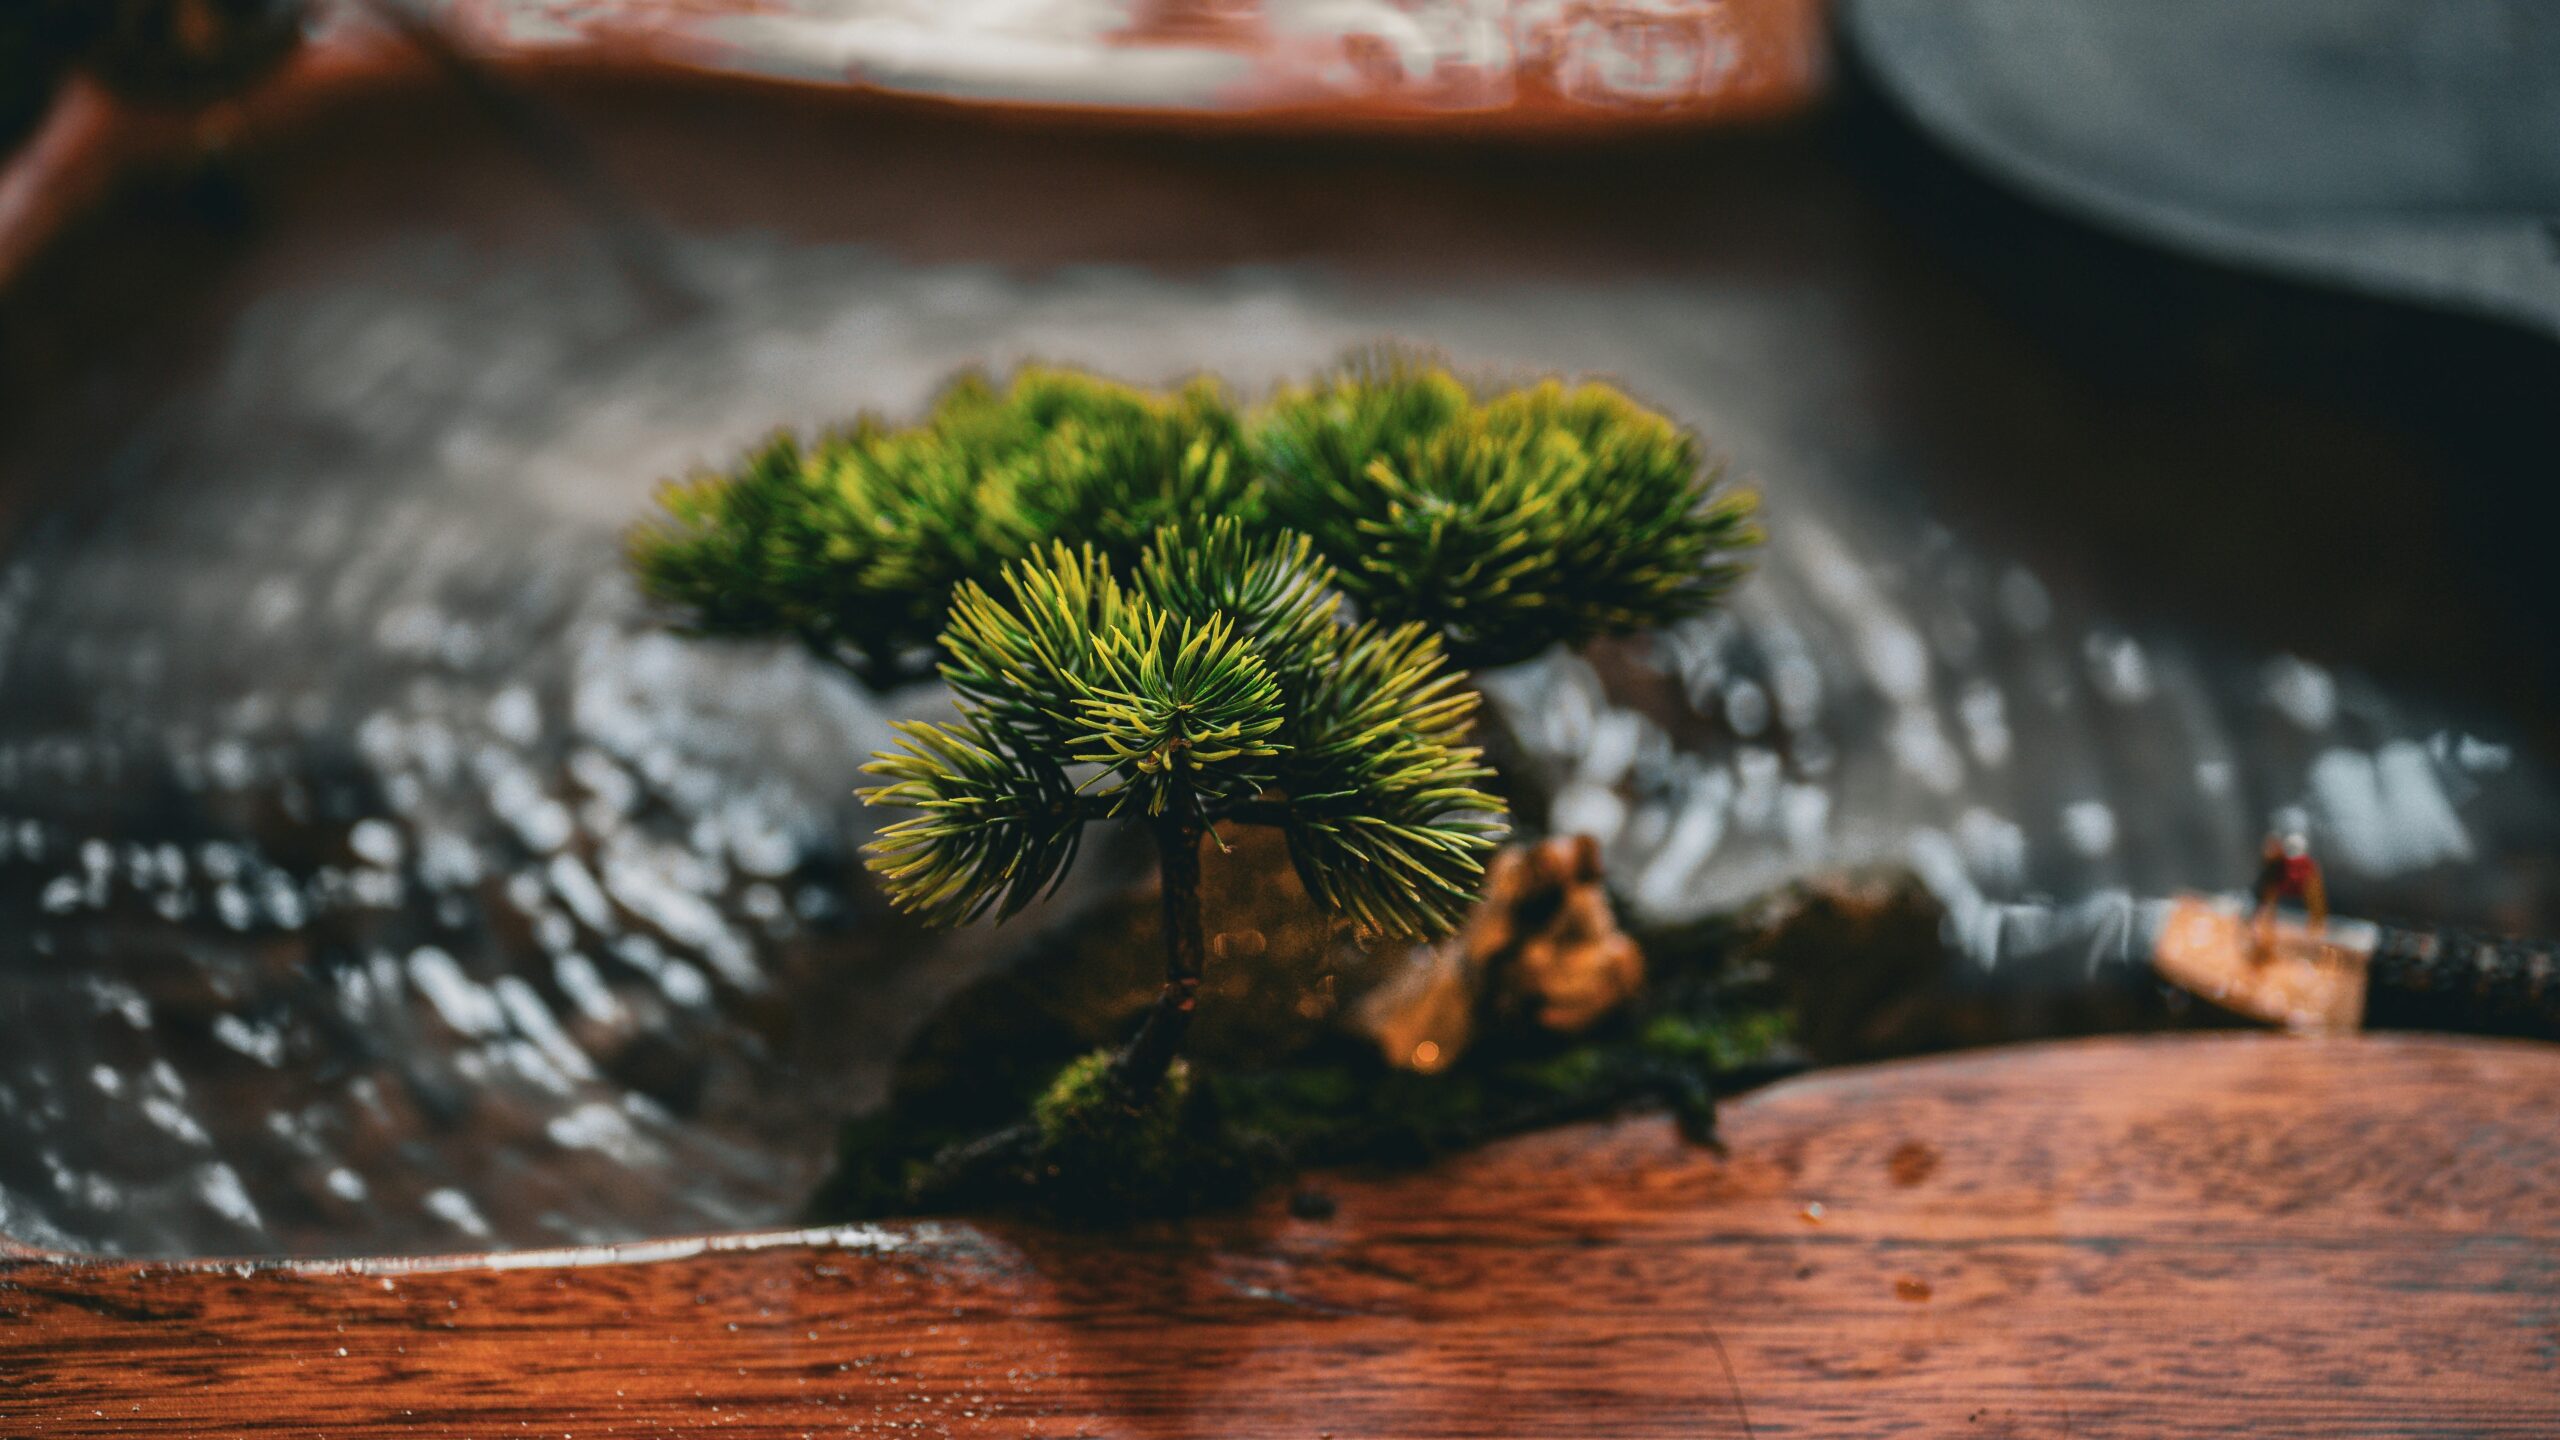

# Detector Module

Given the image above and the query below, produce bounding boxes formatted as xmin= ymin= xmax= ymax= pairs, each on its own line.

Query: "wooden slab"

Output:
xmin=2154 ymin=897 xmax=2370 ymax=1033
xmin=0 ymin=0 xmax=1831 ymax=287
xmin=6 ymin=1033 xmax=2559 ymax=1437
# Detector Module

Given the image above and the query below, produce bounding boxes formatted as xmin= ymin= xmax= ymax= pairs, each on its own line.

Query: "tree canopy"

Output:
xmin=631 ymin=352 xmax=1757 ymax=685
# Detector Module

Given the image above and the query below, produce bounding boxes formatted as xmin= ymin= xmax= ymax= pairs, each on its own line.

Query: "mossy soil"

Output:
xmin=808 ymin=933 xmax=1795 ymax=1225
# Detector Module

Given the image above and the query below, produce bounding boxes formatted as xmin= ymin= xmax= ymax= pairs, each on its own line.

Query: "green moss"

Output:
xmin=1639 ymin=1008 xmax=1797 ymax=1070
xmin=1016 ymin=1052 xmax=1278 ymax=1222
xmin=1516 ymin=1045 xmax=1612 ymax=1095
xmin=812 ymin=983 xmax=1799 ymax=1226
xmin=1031 ymin=1050 xmax=1183 ymax=1153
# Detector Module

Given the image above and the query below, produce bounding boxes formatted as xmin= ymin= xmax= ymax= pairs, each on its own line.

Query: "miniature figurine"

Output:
xmin=2249 ymin=831 xmax=2326 ymax=957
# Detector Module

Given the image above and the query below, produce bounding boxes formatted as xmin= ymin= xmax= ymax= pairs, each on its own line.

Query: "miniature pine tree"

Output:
xmin=628 ymin=352 xmax=1759 ymax=1108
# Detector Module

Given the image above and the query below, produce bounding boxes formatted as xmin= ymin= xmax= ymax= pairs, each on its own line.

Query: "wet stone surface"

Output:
xmin=0 ymin=146 xmax=2551 ymax=1256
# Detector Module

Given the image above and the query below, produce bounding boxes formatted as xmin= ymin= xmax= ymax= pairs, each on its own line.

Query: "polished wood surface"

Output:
xmin=6 ymin=1033 xmax=2559 ymax=1437
xmin=0 ymin=0 xmax=1829 ymax=287
xmin=2154 ymin=897 xmax=2368 ymax=1033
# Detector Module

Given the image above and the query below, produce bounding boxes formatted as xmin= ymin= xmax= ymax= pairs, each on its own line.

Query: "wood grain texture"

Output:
xmin=6 ymin=1033 xmax=2559 ymax=1437
xmin=2153 ymin=898 xmax=2367 ymax=1032
xmin=0 ymin=0 xmax=1830 ymax=288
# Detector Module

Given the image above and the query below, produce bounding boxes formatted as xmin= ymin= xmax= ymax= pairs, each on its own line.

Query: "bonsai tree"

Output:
xmin=630 ymin=351 xmax=1760 ymax=1127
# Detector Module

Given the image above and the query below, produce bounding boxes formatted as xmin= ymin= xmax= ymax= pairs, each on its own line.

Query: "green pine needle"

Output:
xmin=1137 ymin=519 xmax=1340 ymax=686
xmin=1256 ymin=349 xmax=1760 ymax=667
xmin=1277 ymin=618 xmax=1503 ymax=937
xmin=1074 ymin=608 xmax=1285 ymax=817
xmin=630 ymin=367 xmax=1250 ymax=679
xmin=862 ymin=714 xmax=1087 ymax=927
xmin=860 ymin=530 xmax=1500 ymax=938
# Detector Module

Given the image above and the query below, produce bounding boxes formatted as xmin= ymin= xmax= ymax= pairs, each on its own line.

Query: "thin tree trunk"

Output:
xmin=1110 ymin=813 xmax=1208 ymax=1098
xmin=893 ymin=814 xmax=1207 ymax=1212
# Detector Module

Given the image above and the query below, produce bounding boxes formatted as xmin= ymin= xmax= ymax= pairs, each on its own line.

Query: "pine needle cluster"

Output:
xmin=1255 ymin=353 xmax=1758 ymax=666
xmin=631 ymin=351 xmax=1755 ymax=682
xmin=631 ymin=368 xmax=1248 ymax=680
xmin=866 ymin=523 xmax=1502 ymax=940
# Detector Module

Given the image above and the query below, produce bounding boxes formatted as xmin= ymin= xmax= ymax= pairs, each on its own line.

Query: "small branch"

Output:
xmin=798 ymin=631 xmax=946 ymax=694
xmin=899 ymin=1120 xmax=1040 ymax=1213
xmin=1223 ymin=798 xmax=1293 ymax=828
xmin=1109 ymin=810 xmax=1208 ymax=1097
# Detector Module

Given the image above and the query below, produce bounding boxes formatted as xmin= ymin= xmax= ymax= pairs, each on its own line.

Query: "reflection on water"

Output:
xmin=0 ymin=216 xmax=2549 ymax=1257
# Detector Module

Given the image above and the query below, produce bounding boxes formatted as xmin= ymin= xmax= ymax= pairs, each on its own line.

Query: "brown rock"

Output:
xmin=1357 ymin=834 xmax=1647 ymax=1071
xmin=1493 ymin=835 xmax=1647 ymax=1032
